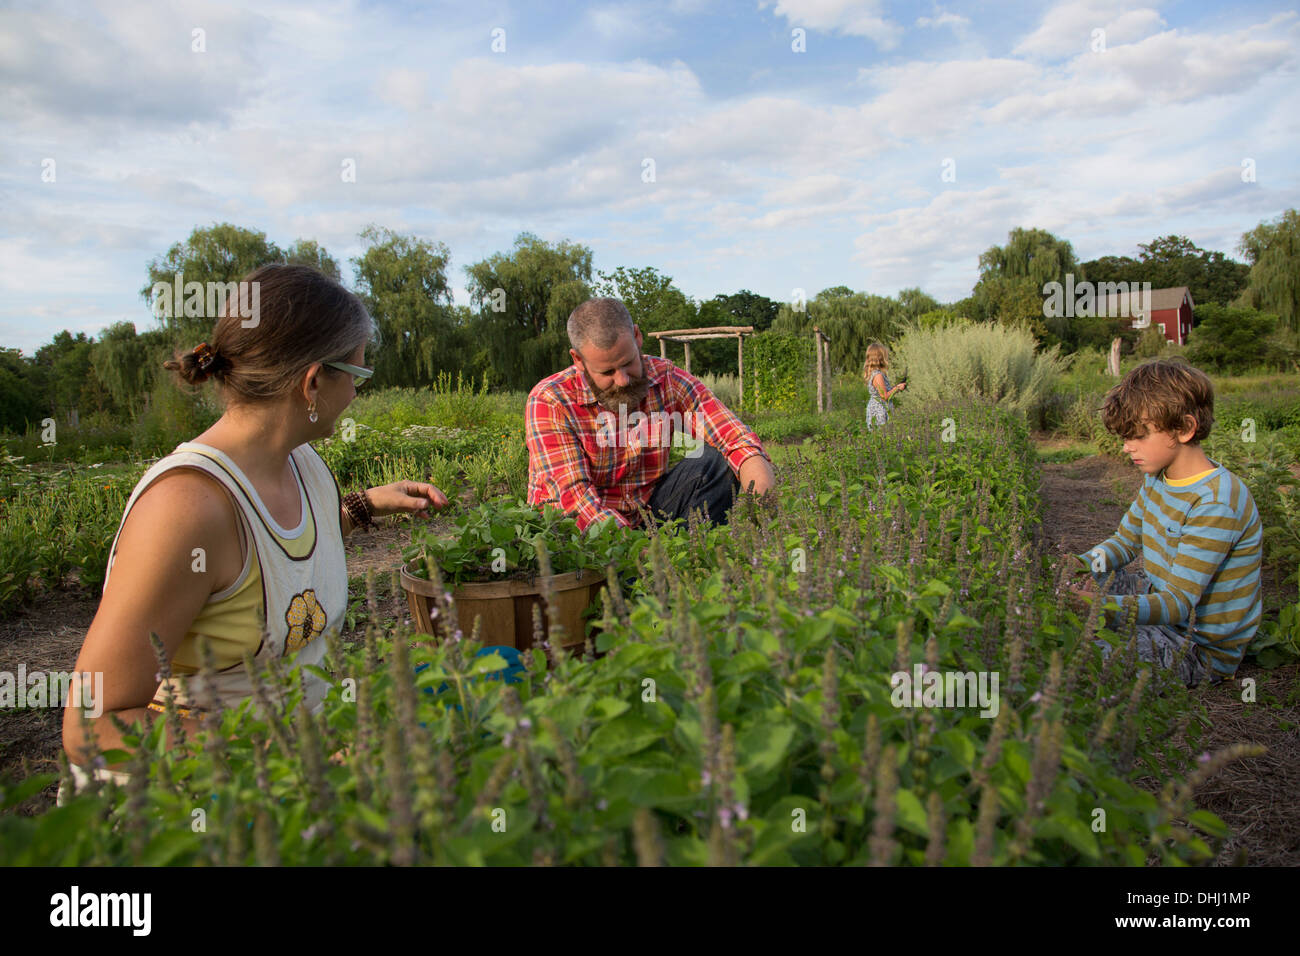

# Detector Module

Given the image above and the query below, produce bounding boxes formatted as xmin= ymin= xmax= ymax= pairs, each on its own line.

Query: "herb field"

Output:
xmin=0 ymin=399 xmax=1252 ymax=865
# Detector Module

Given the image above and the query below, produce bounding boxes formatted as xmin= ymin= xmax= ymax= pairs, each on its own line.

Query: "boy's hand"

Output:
xmin=1063 ymin=580 xmax=1094 ymax=609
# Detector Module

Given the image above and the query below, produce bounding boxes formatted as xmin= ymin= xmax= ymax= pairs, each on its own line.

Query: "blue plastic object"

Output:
xmin=413 ymin=645 xmax=527 ymax=721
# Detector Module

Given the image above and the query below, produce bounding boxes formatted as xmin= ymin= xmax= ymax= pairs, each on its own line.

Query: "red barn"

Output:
xmin=1099 ymin=285 xmax=1195 ymax=345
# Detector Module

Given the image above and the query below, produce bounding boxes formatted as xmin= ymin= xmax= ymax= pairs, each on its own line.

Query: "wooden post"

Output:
xmin=814 ymin=327 xmax=823 ymax=413
xmin=660 ymin=338 xmax=666 ymax=360
xmin=823 ymin=338 xmax=831 ymax=412
xmin=737 ymin=334 xmax=744 ymax=409
xmin=1108 ymin=337 xmax=1121 ymax=377
xmin=683 ymin=341 xmax=691 ymax=374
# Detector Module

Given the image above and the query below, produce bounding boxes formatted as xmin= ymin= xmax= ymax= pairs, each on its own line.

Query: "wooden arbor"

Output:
xmin=647 ymin=326 xmax=754 ymax=406
xmin=648 ymin=325 xmax=834 ymax=413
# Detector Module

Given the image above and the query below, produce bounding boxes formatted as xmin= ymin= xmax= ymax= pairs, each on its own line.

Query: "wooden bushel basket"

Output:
xmin=400 ymin=563 xmax=606 ymax=652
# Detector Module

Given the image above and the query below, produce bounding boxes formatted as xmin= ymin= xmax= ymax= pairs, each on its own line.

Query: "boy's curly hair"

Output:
xmin=1100 ymin=358 xmax=1215 ymax=442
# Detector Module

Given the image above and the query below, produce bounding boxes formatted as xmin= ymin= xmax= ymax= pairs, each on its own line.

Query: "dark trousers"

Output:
xmin=645 ymin=444 xmax=740 ymax=528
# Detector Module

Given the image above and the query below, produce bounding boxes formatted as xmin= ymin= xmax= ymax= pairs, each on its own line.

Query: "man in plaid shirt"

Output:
xmin=526 ymin=298 xmax=775 ymax=532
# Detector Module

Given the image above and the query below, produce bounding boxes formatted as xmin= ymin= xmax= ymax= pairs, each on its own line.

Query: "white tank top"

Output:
xmin=103 ymin=440 xmax=348 ymax=716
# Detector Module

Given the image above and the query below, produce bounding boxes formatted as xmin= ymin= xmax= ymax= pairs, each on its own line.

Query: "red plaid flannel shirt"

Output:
xmin=525 ymin=355 xmax=770 ymax=531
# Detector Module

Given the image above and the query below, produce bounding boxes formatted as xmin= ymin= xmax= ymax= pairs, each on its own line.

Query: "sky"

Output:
xmin=2 ymin=0 xmax=1298 ymax=356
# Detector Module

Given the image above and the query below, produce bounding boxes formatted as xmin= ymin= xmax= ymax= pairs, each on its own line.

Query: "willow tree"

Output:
xmin=1238 ymin=209 xmax=1300 ymax=333
xmin=977 ymin=227 xmax=1081 ymax=287
xmin=351 ymin=226 xmax=462 ymax=389
xmin=771 ymin=287 xmax=920 ymax=373
xmin=141 ymin=224 xmax=342 ymax=341
xmin=90 ymin=322 xmax=172 ymax=417
xmin=465 ymin=233 xmax=593 ymax=391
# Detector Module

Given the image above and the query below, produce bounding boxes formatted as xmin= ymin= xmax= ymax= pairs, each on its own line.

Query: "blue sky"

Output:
xmin=2 ymin=0 xmax=1298 ymax=355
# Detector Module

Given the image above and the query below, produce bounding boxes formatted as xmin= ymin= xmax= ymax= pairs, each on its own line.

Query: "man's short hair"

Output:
xmin=1101 ymin=358 xmax=1215 ymax=442
xmin=568 ymin=298 xmax=634 ymax=355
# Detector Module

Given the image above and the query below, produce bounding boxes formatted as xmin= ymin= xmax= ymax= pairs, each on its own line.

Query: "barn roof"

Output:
xmin=1097 ymin=285 xmax=1193 ymax=317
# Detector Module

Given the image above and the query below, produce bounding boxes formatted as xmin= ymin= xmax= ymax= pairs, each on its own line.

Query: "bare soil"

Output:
xmin=1035 ymin=433 xmax=1300 ymax=867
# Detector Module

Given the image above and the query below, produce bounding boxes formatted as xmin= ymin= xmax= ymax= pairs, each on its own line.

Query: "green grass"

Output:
xmin=1034 ymin=441 xmax=1098 ymax=464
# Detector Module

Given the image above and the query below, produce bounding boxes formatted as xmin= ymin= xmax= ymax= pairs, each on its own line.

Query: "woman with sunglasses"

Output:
xmin=61 ymin=263 xmax=449 ymax=793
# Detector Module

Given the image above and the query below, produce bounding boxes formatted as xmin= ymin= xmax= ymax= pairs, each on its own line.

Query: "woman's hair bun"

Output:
xmin=165 ymin=345 xmax=230 ymax=386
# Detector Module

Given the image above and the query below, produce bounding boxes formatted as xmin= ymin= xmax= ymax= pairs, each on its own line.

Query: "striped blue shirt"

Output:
xmin=1077 ymin=459 xmax=1263 ymax=678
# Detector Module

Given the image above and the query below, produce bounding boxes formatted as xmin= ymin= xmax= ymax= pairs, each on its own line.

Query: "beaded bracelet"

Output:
xmin=342 ymin=490 xmax=375 ymax=531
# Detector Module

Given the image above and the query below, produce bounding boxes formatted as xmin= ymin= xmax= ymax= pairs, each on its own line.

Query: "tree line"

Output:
xmin=2 ymin=209 xmax=1297 ymax=435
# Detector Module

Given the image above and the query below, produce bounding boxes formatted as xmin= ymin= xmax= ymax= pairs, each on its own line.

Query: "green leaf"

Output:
xmin=583 ymin=713 xmax=663 ymax=758
xmin=895 ymin=788 xmax=929 ymax=838
xmin=139 ymin=830 xmax=199 ymax=866
xmin=937 ymin=729 xmax=976 ymax=769
xmin=1186 ymin=809 xmax=1230 ymax=839
xmin=737 ymin=721 xmax=796 ymax=778
xmin=1038 ymin=815 xmax=1101 ymax=860
xmin=921 ymin=578 xmax=952 ymax=598
xmin=0 ymin=773 xmax=57 ymax=809
xmin=591 ymin=696 xmax=631 ymax=720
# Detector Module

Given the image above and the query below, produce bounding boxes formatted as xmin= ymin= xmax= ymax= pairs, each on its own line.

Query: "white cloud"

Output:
xmin=916 ymin=11 xmax=969 ymax=30
xmin=857 ymin=59 xmax=1040 ymax=141
xmin=588 ymin=4 xmax=676 ymax=42
xmin=763 ymin=0 xmax=902 ymax=49
xmin=374 ymin=68 xmax=429 ymax=113
xmin=851 ymin=186 xmax=1032 ymax=296
xmin=1014 ymin=1 xmax=1166 ymax=59
xmin=0 ymin=1 xmax=269 ymax=135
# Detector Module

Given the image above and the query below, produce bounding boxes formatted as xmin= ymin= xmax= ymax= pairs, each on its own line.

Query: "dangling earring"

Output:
xmin=308 ymin=400 xmax=318 ymax=424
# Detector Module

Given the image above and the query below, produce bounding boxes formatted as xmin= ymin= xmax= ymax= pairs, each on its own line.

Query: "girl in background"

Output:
xmin=863 ymin=342 xmax=905 ymax=431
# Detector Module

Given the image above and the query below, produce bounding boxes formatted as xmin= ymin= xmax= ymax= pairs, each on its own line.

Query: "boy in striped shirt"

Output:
xmin=1068 ymin=359 xmax=1263 ymax=686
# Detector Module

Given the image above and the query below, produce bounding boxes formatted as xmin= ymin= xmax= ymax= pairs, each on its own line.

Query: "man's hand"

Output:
xmin=366 ymin=481 xmax=450 ymax=519
xmin=737 ymin=455 xmax=775 ymax=499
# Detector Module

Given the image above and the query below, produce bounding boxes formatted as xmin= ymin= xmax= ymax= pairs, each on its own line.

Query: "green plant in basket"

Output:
xmin=402 ymin=499 xmax=648 ymax=585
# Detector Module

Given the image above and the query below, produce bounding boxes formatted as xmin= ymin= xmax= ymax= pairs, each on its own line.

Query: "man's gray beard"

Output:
xmin=587 ymin=372 xmax=649 ymax=414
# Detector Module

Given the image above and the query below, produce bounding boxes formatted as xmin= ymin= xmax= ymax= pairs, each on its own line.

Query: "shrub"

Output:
xmin=1134 ymin=325 xmax=1168 ymax=359
xmin=1185 ymin=305 xmax=1278 ymax=374
xmin=893 ymin=321 xmax=1068 ymax=422
xmin=695 ymin=373 xmax=740 ymax=410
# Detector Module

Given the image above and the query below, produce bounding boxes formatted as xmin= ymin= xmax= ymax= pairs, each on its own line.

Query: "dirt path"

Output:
xmin=1035 ymin=435 xmax=1300 ymax=867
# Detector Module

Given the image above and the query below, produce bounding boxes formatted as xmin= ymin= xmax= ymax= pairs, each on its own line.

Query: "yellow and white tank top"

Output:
xmin=62 ymin=440 xmax=347 ymax=802
xmin=105 ymin=440 xmax=347 ymax=716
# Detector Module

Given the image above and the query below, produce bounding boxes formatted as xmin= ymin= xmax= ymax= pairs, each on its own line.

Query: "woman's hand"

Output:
xmin=366 ymin=481 xmax=450 ymax=519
